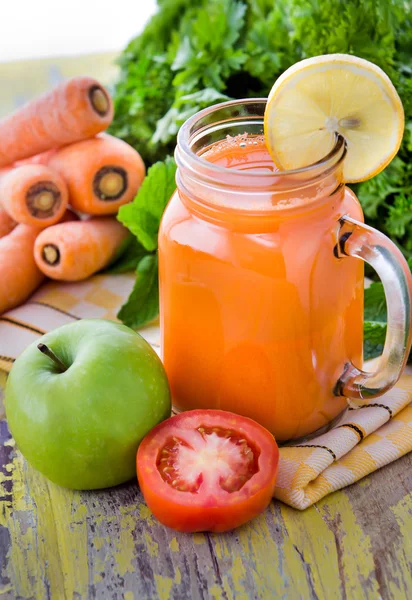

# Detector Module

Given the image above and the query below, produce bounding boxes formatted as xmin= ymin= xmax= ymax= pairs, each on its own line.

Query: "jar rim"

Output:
xmin=177 ymin=98 xmax=346 ymax=184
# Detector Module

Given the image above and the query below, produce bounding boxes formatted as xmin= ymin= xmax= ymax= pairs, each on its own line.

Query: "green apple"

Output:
xmin=5 ymin=319 xmax=170 ymax=490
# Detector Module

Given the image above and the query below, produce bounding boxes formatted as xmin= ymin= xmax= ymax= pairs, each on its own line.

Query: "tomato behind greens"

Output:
xmin=136 ymin=409 xmax=279 ymax=532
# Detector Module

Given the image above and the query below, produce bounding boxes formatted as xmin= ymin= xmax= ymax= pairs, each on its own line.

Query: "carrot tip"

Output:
xmin=99 ymin=172 xmax=124 ymax=196
xmin=27 ymin=183 xmax=62 ymax=218
xmin=33 ymin=191 xmax=55 ymax=211
xmin=89 ymin=86 xmax=110 ymax=117
xmin=42 ymin=244 xmax=60 ymax=265
xmin=94 ymin=166 xmax=128 ymax=201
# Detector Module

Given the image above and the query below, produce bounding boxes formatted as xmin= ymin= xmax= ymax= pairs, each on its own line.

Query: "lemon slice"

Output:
xmin=264 ymin=54 xmax=404 ymax=183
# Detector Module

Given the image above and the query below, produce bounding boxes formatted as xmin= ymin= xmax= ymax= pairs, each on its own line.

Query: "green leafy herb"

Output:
xmin=104 ymin=235 xmax=147 ymax=274
xmin=363 ymin=281 xmax=387 ymax=360
xmin=115 ymin=158 xmax=177 ymax=328
xmin=364 ymin=281 xmax=387 ymax=323
xmin=117 ymin=255 xmax=159 ymax=329
xmin=363 ymin=257 xmax=412 ymax=360
xmin=118 ymin=157 xmax=177 ymax=252
xmin=364 ymin=321 xmax=387 ymax=361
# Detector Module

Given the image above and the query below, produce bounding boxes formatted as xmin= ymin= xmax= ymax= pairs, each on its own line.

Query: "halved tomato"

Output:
xmin=136 ymin=409 xmax=279 ymax=532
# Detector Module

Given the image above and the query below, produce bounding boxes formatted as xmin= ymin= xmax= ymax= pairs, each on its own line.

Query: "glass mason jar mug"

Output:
xmin=158 ymin=99 xmax=412 ymax=442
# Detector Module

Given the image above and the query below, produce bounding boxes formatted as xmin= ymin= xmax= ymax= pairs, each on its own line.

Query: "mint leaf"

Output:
xmin=364 ymin=281 xmax=386 ymax=323
xmin=104 ymin=235 xmax=147 ymax=274
xmin=117 ymin=255 xmax=159 ymax=329
xmin=363 ymin=260 xmax=412 ymax=361
xmin=115 ymin=157 xmax=176 ymax=329
xmin=363 ymin=281 xmax=387 ymax=360
xmin=364 ymin=321 xmax=386 ymax=361
xmin=118 ymin=157 xmax=177 ymax=252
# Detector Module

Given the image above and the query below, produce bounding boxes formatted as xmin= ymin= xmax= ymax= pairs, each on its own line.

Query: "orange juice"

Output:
xmin=159 ymin=101 xmax=365 ymax=441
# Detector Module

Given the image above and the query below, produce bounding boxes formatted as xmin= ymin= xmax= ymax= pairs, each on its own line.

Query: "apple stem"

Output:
xmin=37 ymin=343 xmax=67 ymax=373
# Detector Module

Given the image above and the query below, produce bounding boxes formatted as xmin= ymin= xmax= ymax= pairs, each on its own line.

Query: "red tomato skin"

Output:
xmin=138 ymin=466 xmax=278 ymax=532
xmin=136 ymin=409 xmax=279 ymax=533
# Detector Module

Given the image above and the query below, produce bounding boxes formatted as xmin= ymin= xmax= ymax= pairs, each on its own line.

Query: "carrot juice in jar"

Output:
xmin=158 ymin=99 xmax=412 ymax=442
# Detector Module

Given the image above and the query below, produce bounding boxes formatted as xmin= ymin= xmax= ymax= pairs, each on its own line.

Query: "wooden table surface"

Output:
xmin=1 ymin=373 xmax=411 ymax=600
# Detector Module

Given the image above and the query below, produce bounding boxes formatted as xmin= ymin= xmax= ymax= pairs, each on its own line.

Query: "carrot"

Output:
xmin=33 ymin=217 xmax=129 ymax=281
xmin=0 ymin=224 xmax=44 ymax=314
xmin=14 ymin=149 xmax=56 ymax=167
xmin=0 ymin=77 xmax=113 ymax=168
xmin=60 ymin=208 xmax=80 ymax=223
xmin=0 ymin=165 xmax=69 ymax=227
xmin=0 ymin=207 xmax=16 ymax=238
xmin=46 ymin=134 xmax=145 ymax=215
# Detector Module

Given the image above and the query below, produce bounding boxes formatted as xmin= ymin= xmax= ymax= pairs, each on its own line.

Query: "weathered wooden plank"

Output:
xmin=1 ymin=414 xmax=411 ymax=600
xmin=338 ymin=453 xmax=412 ymax=598
xmin=0 ymin=423 xmax=233 ymax=600
xmin=204 ymin=456 xmax=412 ymax=600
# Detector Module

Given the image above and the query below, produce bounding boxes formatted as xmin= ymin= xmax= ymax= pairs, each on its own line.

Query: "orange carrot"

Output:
xmin=0 ymin=165 xmax=69 ymax=227
xmin=60 ymin=208 xmax=80 ymax=223
xmin=0 ymin=225 xmax=44 ymax=314
xmin=33 ymin=217 xmax=129 ymax=281
xmin=47 ymin=134 xmax=145 ymax=215
xmin=0 ymin=77 xmax=113 ymax=168
xmin=0 ymin=207 xmax=16 ymax=238
xmin=14 ymin=149 xmax=56 ymax=167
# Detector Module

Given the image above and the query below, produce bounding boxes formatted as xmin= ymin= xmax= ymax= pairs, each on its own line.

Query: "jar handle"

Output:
xmin=335 ymin=215 xmax=412 ymax=402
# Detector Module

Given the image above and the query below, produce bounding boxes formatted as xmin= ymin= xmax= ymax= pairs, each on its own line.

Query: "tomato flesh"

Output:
xmin=157 ymin=426 xmax=259 ymax=493
xmin=137 ymin=410 xmax=279 ymax=532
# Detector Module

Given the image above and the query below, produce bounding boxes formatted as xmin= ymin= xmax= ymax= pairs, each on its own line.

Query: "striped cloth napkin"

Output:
xmin=275 ymin=378 xmax=412 ymax=508
xmin=0 ymin=273 xmax=411 ymax=509
xmin=0 ymin=273 xmax=160 ymax=373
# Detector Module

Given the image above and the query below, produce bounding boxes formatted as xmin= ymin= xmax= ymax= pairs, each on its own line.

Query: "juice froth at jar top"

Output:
xmin=159 ymin=133 xmax=364 ymax=441
xmin=202 ymin=134 xmax=276 ymax=173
